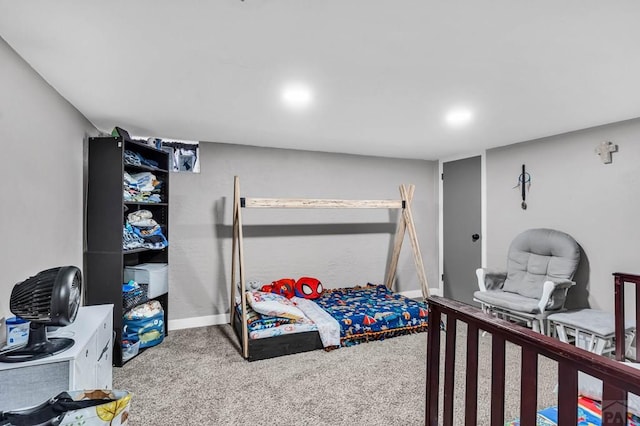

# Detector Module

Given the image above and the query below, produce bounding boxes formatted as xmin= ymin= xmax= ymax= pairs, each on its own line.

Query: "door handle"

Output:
xmin=472 ymin=233 xmax=480 ymax=242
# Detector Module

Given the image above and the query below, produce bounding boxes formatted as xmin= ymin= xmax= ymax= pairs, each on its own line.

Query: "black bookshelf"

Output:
xmin=85 ymin=136 xmax=170 ymax=366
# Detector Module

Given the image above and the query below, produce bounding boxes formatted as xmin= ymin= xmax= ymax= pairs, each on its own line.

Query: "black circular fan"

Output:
xmin=0 ymin=266 xmax=82 ymax=363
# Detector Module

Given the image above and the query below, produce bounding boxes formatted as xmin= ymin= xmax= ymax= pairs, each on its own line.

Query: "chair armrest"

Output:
xmin=550 ymin=279 xmax=575 ymax=290
xmin=538 ymin=279 xmax=576 ymax=313
xmin=476 ymin=268 xmax=507 ymax=292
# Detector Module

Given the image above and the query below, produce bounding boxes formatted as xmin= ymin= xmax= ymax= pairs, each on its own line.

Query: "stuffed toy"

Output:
xmin=246 ymin=279 xmax=264 ymax=291
xmin=258 ymin=278 xmax=295 ymax=299
xmin=294 ymin=277 xmax=323 ymax=299
xmin=271 ymin=278 xmax=296 ymax=299
xmin=237 ymin=279 xmax=263 ymax=291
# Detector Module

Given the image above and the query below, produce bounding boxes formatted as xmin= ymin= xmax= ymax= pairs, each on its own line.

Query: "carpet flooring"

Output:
xmin=113 ymin=323 xmax=558 ymax=425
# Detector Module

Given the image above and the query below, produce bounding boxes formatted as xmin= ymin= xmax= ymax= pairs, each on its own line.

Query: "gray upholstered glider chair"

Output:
xmin=474 ymin=228 xmax=580 ymax=334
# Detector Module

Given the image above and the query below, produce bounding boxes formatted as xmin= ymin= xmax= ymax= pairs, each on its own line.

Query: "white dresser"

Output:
xmin=0 ymin=304 xmax=113 ymax=411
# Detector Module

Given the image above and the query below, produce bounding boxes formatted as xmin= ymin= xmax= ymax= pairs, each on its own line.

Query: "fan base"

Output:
xmin=0 ymin=338 xmax=75 ymax=363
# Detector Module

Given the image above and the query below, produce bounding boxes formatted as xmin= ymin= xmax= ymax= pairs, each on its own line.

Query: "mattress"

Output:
xmin=234 ymin=303 xmax=317 ymax=337
xmin=237 ymin=284 xmax=428 ymax=348
xmin=248 ymin=321 xmax=318 ymax=339
xmin=235 ymin=296 xmax=340 ymax=347
xmin=313 ymin=284 xmax=429 ymax=346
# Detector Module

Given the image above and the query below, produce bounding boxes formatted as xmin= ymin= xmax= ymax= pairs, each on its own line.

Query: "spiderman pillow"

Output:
xmin=294 ymin=277 xmax=323 ymax=299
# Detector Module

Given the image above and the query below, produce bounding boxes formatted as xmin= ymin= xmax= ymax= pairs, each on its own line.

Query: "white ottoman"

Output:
xmin=548 ymin=309 xmax=636 ymax=357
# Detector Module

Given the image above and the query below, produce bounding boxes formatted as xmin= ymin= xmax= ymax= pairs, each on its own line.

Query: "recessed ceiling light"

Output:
xmin=281 ymin=83 xmax=314 ymax=110
xmin=445 ymin=108 xmax=474 ymax=127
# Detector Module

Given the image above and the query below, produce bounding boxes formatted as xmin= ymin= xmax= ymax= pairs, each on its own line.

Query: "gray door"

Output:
xmin=443 ymin=156 xmax=482 ymax=306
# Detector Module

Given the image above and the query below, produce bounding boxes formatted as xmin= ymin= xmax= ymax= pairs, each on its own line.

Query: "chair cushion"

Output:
xmin=473 ymin=290 xmax=541 ymax=314
xmin=502 ymin=228 xmax=580 ymax=299
xmin=547 ymin=309 xmax=636 ymax=336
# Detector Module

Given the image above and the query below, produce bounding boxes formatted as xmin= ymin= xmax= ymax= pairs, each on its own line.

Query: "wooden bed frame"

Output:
xmin=229 ymin=176 xmax=430 ymax=360
xmin=232 ymin=310 xmax=323 ymax=361
xmin=426 ymin=272 xmax=640 ymax=425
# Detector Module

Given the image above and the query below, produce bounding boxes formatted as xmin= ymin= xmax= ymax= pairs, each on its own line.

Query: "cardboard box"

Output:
xmin=124 ymin=263 xmax=168 ymax=299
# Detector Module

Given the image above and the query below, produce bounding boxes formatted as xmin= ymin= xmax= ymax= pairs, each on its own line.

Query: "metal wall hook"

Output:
xmin=517 ymin=164 xmax=531 ymax=210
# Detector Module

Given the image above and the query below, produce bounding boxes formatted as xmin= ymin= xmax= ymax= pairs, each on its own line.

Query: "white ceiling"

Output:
xmin=2 ymin=1 xmax=640 ymax=160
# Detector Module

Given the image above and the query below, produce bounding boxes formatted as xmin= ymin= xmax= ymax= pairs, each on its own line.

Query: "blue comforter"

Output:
xmin=313 ymin=284 xmax=429 ymax=346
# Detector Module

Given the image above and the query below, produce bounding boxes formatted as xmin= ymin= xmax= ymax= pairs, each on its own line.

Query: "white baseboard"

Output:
xmin=428 ymin=287 xmax=442 ymax=297
xmin=168 ymin=313 xmax=229 ymax=331
xmin=398 ymin=289 xmax=424 ymax=299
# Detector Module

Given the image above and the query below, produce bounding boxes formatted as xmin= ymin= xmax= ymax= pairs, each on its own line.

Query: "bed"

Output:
xmin=232 ymin=284 xmax=429 ymax=361
xmin=229 ymin=176 xmax=431 ymax=360
xmin=425 ymin=272 xmax=640 ymax=425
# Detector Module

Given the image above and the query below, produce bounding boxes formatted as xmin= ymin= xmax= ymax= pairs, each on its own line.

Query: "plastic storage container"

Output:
xmin=6 ymin=317 xmax=29 ymax=347
xmin=123 ymin=263 xmax=168 ymax=299
xmin=121 ymin=339 xmax=140 ymax=362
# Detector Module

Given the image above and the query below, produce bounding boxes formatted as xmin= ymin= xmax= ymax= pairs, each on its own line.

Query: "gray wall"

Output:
xmin=169 ymin=142 xmax=439 ymax=320
xmin=0 ymin=37 xmax=97 ymax=319
xmin=486 ymin=118 xmax=640 ymax=312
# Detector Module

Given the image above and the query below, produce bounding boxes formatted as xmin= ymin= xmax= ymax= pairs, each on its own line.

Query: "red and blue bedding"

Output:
xmin=313 ymin=284 xmax=429 ymax=346
xmin=237 ymin=284 xmax=429 ymax=348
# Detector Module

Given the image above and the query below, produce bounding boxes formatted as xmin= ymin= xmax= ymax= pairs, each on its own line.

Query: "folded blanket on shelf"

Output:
xmin=123 ymin=172 xmax=163 ymax=203
xmin=123 ymin=222 xmax=168 ymax=250
xmin=124 ymin=149 xmax=159 ymax=168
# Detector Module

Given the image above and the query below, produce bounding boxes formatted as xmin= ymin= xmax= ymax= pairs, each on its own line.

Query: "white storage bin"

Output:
xmin=124 ymin=263 xmax=168 ymax=299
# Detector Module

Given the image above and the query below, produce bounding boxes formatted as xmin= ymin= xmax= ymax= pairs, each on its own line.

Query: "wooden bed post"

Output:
xmin=385 ymin=184 xmax=430 ymax=299
xmin=401 ymin=184 xmax=430 ymax=299
xmin=384 ymin=185 xmax=413 ymax=292
xmin=230 ymin=176 xmax=250 ymax=358
xmin=229 ymin=180 xmax=238 ymax=325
